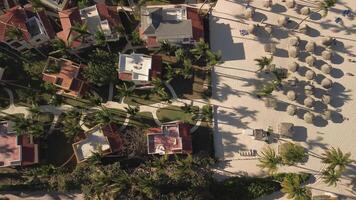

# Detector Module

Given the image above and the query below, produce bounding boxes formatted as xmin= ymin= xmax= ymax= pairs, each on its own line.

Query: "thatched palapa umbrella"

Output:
xmin=287 ymin=105 xmax=297 ymax=116
xmin=322 ymin=94 xmax=331 ymax=104
xmin=286 ymin=0 xmax=296 ymax=8
xmin=288 ymin=62 xmax=299 ymax=72
xmin=244 ymin=7 xmax=255 ymax=19
xmin=306 ymin=55 xmax=316 ymax=66
xmin=321 ymin=36 xmax=332 ymax=46
xmin=278 ymin=16 xmax=288 ymax=27
xmin=305 ymin=85 xmax=314 ymax=96
xmin=305 ymin=70 xmax=316 ymax=80
xmin=287 ymin=90 xmax=296 ymax=101
xmin=288 ymin=46 xmax=298 ymax=58
xmin=300 ymin=7 xmax=311 ymax=15
xmin=248 ymin=24 xmax=256 ymax=34
xmin=304 ymin=112 xmax=314 ymax=124
xmin=323 ymin=110 xmax=332 ymax=120
xmin=321 ymin=64 xmax=332 ymax=74
xmin=322 ymin=50 xmax=332 ymax=60
xmin=305 ymin=41 xmax=316 ymax=53
xmin=263 ymin=0 xmax=272 ymax=8
xmin=289 ymin=36 xmax=300 ymax=46
xmin=304 ymin=97 xmax=315 ymax=108
xmin=321 ymin=78 xmax=333 ymax=89
xmin=299 ymin=24 xmax=309 ymax=34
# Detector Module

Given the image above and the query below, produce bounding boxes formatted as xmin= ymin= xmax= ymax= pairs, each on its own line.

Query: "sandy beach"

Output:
xmin=210 ymin=0 xmax=356 ymax=198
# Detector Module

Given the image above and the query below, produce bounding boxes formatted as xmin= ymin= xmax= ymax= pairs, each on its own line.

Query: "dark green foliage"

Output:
xmin=84 ymin=49 xmax=118 ymax=86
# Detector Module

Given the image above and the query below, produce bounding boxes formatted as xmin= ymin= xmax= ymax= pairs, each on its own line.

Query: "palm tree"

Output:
xmin=50 ymin=38 xmax=83 ymax=61
xmin=63 ymin=110 xmax=83 ymax=141
xmin=28 ymin=105 xmax=41 ymax=120
xmin=30 ymin=0 xmax=45 ymax=11
xmin=95 ymin=107 xmax=115 ymax=125
xmin=200 ymin=104 xmax=213 ymax=122
xmin=279 ymin=143 xmax=307 ymax=165
xmin=271 ymin=68 xmax=287 ymax=85
xmin=163 ymin=63 xmax=177 ymax=82
xmin=281 ymin=175 xmax=312 ymax=200
xmin=206 ymin=49 xmax=221 ymax=69
xmin=124 ymin=105 xmax=140 ymax=117
xmin=321 ymin=168 xmax=341 ymax=186
xmin=115 ymin=82 xmax=136 ymax=103
xmin=71 ymin=22 xmax=91 ymax=43
xmin=296 ymin=0 xmax=337 ymax=28
xmin=5 ymin=26 xmax=46 ymax=58
xmin=321 ymin=147 xmax=351 ymax=172
xmin=258 ymin=147 xmax=281 ymax=174
xmin=254 ymin=56 xmax=273 ymax=73
xmin=175 ymin=48 xmax=185 ymax=62
xmin=179 ymin=59 xmax=193 ymax=79
xmin=13 ymin=117 xmax=32 ymax=136
xmin=94 ymin=30 xmax=111 ymax=52
xmin=151 ymin=78 xmax=169 ymax=100
xmin=87 ymin=92 xmax=103 ymax=106
xmin=159 ymin=40 xmax=175 ymax=56
xmin=256 ymin=82 xmax=276 ymax=97
xmin=87 ymin=151 xmax=103 ymax=166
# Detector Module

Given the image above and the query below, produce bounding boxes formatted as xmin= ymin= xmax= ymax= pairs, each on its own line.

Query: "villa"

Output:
xmin=0 ymin=5 xmax=56 ymax=51
xmin=42 ymin=57 xmax=88 ymax=97
xmin=0 ymin=121 xmax=39 ymax=167
xmin=118 ymin=53 xmax=162 ymax=85
xmin=57 ymin=3 xmax=121 ymax=49
xmin=38 ymin=0 xmax=70 ymax=11
xmin=140 ymin=5 xmax=204 ymax=48
xmin=72 ymin=124 xmax=123 ymax=163
xmin=147 ymin=121 xmax=192 ymax=155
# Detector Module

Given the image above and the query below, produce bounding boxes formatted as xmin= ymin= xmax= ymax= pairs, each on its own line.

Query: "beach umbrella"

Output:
xmin=289 ymin=76 xmax=298 ymax=86
xmin=306 ymin=55 xmax=316 ymax=66
xmin=277 ymin=16 xmax=288 ymax=27
xmin=300 ymin=7 xmax=311 ymax=15
xmin=305 ymin=85 xmax=314 ymax=96
xmin=321 ymin=36 xmax=332 ymax=46
xmin=322 ymin=50 xmax=332 ymax=60
xmin=265 ymin=25 xmax=273 ymax=34
xmin=287 ymin=90 xmax=296 ymax=101
xmin=321 ymin=78 xmax=333 ymax=89
xmin=305 ymin=70 xmax=316 ymax=80
xmin=322 ymin=94 xmax=331 ymax=104
xmin=263 ymin=0 xmax=272 ymax=8
xmin=321 ymin=64 xmax=332 ymax=74
xmin=305 ymin=41 xmax=316 ymax=53
xmin=304 ymin=97 xmax=314 ymax=107
xmin=244 ymin=7 xmax=255 ymax=19
xmin=323 ymin=110 xmax=332 ymax=120
xmin=299 ymin=24 xmax=309 ymax=34
xmin=304 ymin=112 xmax=314 ymax=124
xmin=248 ymin=24 xmax=256 ymax=34
xmin=287 ymin=105 xmax=297 ymax=116
xmin=286 ymin=0 xmax=296 ymax=8
xmin=288 ymin=46 xmax=298 ymax=58
xmin=289 ymin=36 xmax=300 ymax=46
xmin=288 ymin=62 xmax=299 ymax=72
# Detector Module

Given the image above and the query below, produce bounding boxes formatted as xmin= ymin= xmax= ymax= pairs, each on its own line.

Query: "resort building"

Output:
xmin=0 ymin=121 xmax=39 ymax=167
xmin=42 ymin=57 xmax=88 ymax=97
xmin=0 ymin=5 xmax=56 ymax=51
xmin=118 ymin=53 xmax=162 ymax=85
xmin=57 ymin=3 xmax=121 ymax=49
xmin=72 ymin=124 xmax=123 ymax=163
xmin=140 ymin=6 xmax=204 ymax=48
xmin=147 ymin=121 xmax=192 ymax=155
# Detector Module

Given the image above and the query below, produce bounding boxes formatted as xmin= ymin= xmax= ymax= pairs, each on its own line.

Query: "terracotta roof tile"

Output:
xmin=0 ymin=6 xmax=31 ymax=42
xmin=186 ymin=7 xmax=204 ymax=41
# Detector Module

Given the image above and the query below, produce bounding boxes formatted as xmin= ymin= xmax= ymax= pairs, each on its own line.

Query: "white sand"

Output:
xmin=210 ymin=0 xmax=356 ymax=198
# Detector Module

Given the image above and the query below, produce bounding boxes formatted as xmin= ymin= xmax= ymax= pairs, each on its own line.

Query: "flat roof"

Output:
xmin=72 ymin=126 xmax=111 ymax=162
xmin=119 ymin=53 xmax=152 ymax=81
xmin=0 ymin=121 xmax=21 ymax=167
xmin=80 ymin=5 xmax=111 ymax=36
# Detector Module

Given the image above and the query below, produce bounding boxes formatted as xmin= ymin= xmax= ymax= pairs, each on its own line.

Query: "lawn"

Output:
xmin=124 ymin=89 xmax=169 ymax=106
xmin=44 ymin=130 xmax=74 ymax=167
xmin=128 ymin=112 xmax=156 ymax=128
xmin=0 ymin=88 xmax=10 ymax=109
xmin=156 ymin=105 xmax=198 ymax=125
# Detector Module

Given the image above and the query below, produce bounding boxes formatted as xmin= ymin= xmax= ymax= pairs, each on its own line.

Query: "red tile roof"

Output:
xmin=18 ymin=134 xmax=38 ymax=166
xmin=118 ymin=72 xmax=133 ymax=81
xmin=0 ymin=6 xmax=31 ymax=42
xmin=42 ymin=57 xmax=88 ymax=97
xmin=101 ymin=124 xmax=123 ymax=153
xmin=147 ymin=122 xmax=192 ymax=155
xmin=57 ymin=7 xmax=82 ymax=47
xmin=186 ymin=7 xmax=204 ymax=41
xmin=37 ymin=10 xmax=55 ymax=39
xmin=96 ymin=4 xmax=121 ymax=28
xmin=150 ymin=55 xmax=162 ymax=79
